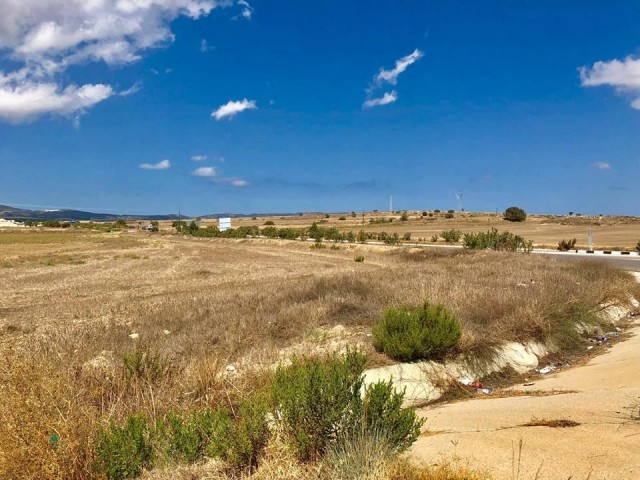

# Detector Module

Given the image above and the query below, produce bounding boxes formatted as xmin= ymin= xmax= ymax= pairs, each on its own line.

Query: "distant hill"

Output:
xmin=0 ymin=204 xmax=313 ymax=222
xmin=0 ymin=205 xmax=182 ymax=221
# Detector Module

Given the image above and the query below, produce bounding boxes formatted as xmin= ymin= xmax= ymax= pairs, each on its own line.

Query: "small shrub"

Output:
xmin=504 ymin=206 xmax=527 ymax=222
xmin=263 ymin=220 xmax=275 ymax=226
xmin=325 ymin=214 xmax=330 ymax=218
xmin=95 ymin=414 xmax=152 ymax=480
xmin=354 ymin=255 xmax=365 ymax=263
xmin=359 ymin=380 xmax=423 ymax=453
xmin=310 ymin=242 xmax=326 ymax=250
xmin=400 ymin=213 xmax=409 ymax=221
xmin=273 ymin=351 xmax=423 ymax=463
xmin=224 ymin=393 xmax=270 ymax=470
xmin=440 ymin=229 xmax=461 ymax=243
xmin=272 ymin=350 xmax=366 ymax=461
xmin=421 ymin=211 xmax=428 ymax=216
xmin=357 ymin=230 xmax=367 ymax=243
xmin=636 ymin=241 xmax=640 ymax=253
xmin=444 ymin=212 xmax=454 ymax=219
xmin=122 ymin=348 xmax=170 ymax=384
xmin=433 ymin=209 xmax=440 ymax=213
xmin=557 ymin=238 xmax=577 ymax=251
xmin=338 ymin=216 xmax=347 ymax=221
xmin=372 ymin=302 xmax=462 ymax=362
xmin=42 ymin=220 xmax=61 ymax=228
xmin=430 ymin=234 xmax=438 ymax=242
xmin=463 ymin=228 xmax=533 ymax=253
xmin=402 ymin=232 xmax=411 ymax=241
xmin=447 ymin=209 xmax=455 ymax=214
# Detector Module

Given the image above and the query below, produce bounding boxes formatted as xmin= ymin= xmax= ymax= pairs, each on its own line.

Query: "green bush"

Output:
xmin=444 ymin=212 xmax=454 ymax=219
xmin=402 ymin=232 xmax=411 ymax=241
xmin=354 ymin=255 xmax=365 ymax=262
xmin=430 ymin=234 xmax=438 ymax=242
xmin=357 ymin=230 xmax=367 ymax=243
xmin=95 ymin=414 xmax=153 ymax=480
xmin=372 ymin=303 xmax=462 ymax=362
xmin=272 ymin=351 xmax=366 ymax=461
xmin=504 ymin=206 xmax=527 ymax=222
xmin=359 ymin=380 xmax=423 ymax=453
xmin=224 ymin=394 xmax=270 ymax=470
xmin=338 ymin=216 xmax=347 ymax=221
xmin=264 ymin=220 xmax=275 ymax=226
xmin=636 ymin=241 xmax=640 ymax=253
xmin=463 ymin=228 xmax=533 ymax=253
xmin=272 ymin=351 xmax=423 ymax=463
xmin=447 ymin=209 xmax=455 ymax=214
xmin=400 ymin=213 xmax=409 ymax=221
xmin=42 ymin=220 xmax=61 ymax=228
xmin=440 ymin=229 xmax=461 ymax=243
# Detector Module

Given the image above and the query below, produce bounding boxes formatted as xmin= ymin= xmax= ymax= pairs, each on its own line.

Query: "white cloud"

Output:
xmin=191 ymin=155 xmax=208 ymax=162
xmin=375 ymin=49 xmax=424 ymax=86
xmin=119 ymin=82 xmax=142 ymax=96
xmin=0 ymin=80 xmax=113 ymax=123
xmin=139 ymin=159 xmax=171 ymax=170
xmin=0 ymin=0 xmax=233 ymax=123
xmin=235 ymin=0 xmax=254 ymax=20
xmin=192 ymin=166 xmax=217 ymax=177
xmin=200 ymin=39 xmax=213 ymax=53
xmin=363 ymin=91 xmax=397 ymax=108
xmin=211 ymin=98 xmax=256 ymax=120
xmin=591 ymin=161 xmax=612 ymax=171
xmin=230 ymin=179 xmax=248 ymax=187
xmin=580 ymin=56 xmax=640 ymax=109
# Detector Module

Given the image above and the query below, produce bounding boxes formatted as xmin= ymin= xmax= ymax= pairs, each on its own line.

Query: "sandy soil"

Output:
xmin=411 ymin=324 xmax=640 ymax=479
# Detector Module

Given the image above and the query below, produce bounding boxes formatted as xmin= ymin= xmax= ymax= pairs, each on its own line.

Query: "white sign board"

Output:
xmin=219 ymin=217 xmax=231 ymax=231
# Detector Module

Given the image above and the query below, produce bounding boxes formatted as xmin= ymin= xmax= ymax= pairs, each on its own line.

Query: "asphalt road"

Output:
xmin=543 ymin=251 xmax=640 ymax=271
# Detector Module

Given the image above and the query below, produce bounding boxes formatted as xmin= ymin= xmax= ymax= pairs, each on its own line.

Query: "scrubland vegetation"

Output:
xmin=0 ymin=230 xmax=637 ymax=479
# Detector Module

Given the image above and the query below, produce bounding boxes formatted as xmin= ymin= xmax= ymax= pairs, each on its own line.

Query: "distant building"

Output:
xmin=219 ymin=217 xmax=231 ymax=231
xmin=0 ymin=218 xmax=24 ymax=228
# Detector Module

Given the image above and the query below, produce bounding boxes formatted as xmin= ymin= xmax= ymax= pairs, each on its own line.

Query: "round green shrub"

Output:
xmin=372 ymin=302 xmax=462 ymax=362
xmin=504 ymin=206 xmax=527 ymax=222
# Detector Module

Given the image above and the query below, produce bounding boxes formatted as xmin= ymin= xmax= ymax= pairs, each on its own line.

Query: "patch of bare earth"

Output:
xmin=411 ymin=322 xmax=640 ymax=480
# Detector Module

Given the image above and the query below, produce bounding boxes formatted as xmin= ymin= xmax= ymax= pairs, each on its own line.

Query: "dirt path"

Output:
xmin=411 ymin=324 xmax=640 ymax=479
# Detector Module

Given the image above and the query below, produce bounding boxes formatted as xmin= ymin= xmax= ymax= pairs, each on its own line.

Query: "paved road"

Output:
xmin=545 ymin=252 xmax=640 ymax=271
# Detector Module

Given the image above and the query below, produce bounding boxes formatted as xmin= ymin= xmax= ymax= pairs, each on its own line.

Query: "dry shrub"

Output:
xmin=386 ymin=458 xmax=491 ymax=480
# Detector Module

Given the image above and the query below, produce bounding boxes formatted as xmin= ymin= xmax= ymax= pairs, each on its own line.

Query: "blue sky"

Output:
xmin=0 ymin=1 xmax=639 ymax=216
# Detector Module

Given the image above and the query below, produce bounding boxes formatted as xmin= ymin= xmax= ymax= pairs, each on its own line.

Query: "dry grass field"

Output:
xmin=200 ymin=211 xmax=640 ymax=251
xmin=0 ymin=228 xmax=638 ymax=479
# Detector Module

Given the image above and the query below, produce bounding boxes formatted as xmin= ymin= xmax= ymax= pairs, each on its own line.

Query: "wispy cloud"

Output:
xmin=139 ymin=159 xmax=171 ymax=170
xmin=375 ymin=49 xmax=424 ymax=86
xmin=580 ymin=56 xmax=640 ymax=110
xmin=192 ymin=166 xmax=217 ymax=177
xmin=119 ymin=82 xmax=142 ymax=97
xmin=211 ymin=98 xmax=257 ymax=120
xmin=363 ymin=48 xmax=423 ymax=109
xmin=216 ymin=177 xmax=249 ymax=187
xmin=191 ymin=155 xmax=208 ymax=162
xmin=234 ymin=0 xmax=254 ymax=20
xmin=200 ymin=39 xmax=213 ymax=53
xmin=363 ymin=91 xmax=397 ymax=108
xmin=591 ymin=161 xmax=612 ymax=170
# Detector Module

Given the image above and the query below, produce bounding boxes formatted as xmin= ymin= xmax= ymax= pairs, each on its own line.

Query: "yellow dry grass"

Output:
xmin=0 ymin=229 xmax=637 ymax=479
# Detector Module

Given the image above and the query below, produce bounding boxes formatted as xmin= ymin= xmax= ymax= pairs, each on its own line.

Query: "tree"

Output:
xmin=504 ymin=206 xmax=527 ymax=222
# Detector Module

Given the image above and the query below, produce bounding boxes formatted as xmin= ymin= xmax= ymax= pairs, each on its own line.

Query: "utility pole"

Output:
xmin=178 ymin=209 xmax=181 ymax=233
xmin=389 ymin=195 xmax=393 ymax=214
